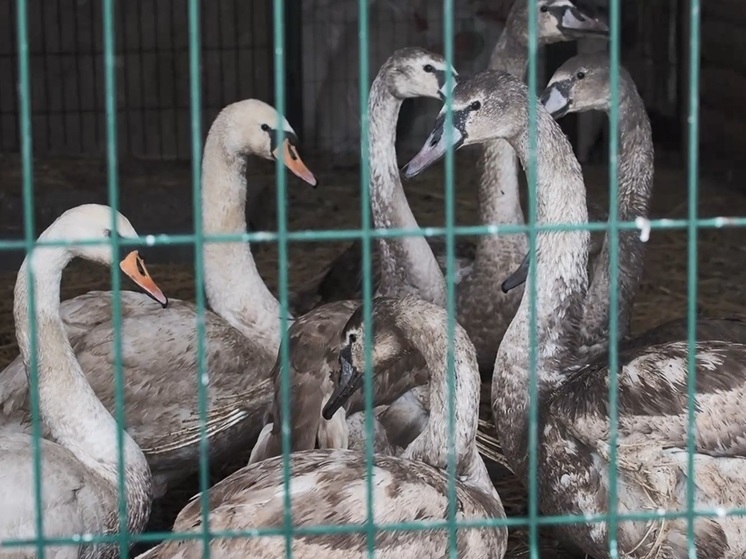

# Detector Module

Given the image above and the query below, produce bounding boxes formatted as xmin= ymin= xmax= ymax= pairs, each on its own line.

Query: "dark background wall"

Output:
xmin=0 ymin=0 xmax=274 ymax=159
xmin=0 ymin=0 xmax=734 ymax=168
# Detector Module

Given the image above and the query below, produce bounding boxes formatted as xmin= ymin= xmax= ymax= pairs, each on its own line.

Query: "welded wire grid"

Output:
xmin=5 ymin=0 xmax=746 ymax=558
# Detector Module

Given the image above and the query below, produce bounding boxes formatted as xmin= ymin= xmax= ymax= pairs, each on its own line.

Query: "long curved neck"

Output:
xmin=398 ymin=301 xmax=494 ymax=499
xmin=472 ymin=25 xmax=528 ymax=275
xmin=13 ymin=248 xmax=151 ymax=529
xmin=201 ymin=125 xmax=283 ymax=347
xmin=492 ymin=107 xmax=590 ymax=478
xmin=580 ymin=85 xmax=654 ymax=350
xmin=368 ymin=79 xmax=446 ymax=306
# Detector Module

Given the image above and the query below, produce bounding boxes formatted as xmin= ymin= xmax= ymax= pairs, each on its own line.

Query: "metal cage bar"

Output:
xmin=3 ymin=0 xmax=744 ymax=558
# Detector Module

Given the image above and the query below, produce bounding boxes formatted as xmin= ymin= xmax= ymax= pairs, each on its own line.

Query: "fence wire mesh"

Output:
xmin=4 ymin=0 xmax=746 ymax=558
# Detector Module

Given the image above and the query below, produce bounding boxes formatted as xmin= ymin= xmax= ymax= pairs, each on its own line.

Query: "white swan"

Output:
xmin=0 ymin=204 xmax=164 ymax=558
xmin=0 ymin=100 xmax=317 ymax=498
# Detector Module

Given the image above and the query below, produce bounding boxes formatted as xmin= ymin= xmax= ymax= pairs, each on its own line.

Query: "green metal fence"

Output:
xmin=6 ymin=0 xmax=746 ymax=557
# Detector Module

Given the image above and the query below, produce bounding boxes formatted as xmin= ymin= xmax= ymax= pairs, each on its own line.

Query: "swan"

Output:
xmin=249 ymin=48 xmax=454 ymax=464
xmin=478 ymin=52 xmax=746 ymax=466
xmin=542 ymin=52 xmax=746 ymax=351
xmin=138 ymin=296 xmax=507 ymax=559
xmin=404 ymin=68 xmax=746 ymax=559
xmin=502 ymin=52 xmax=746 ymax=351
xmin=0 ymin=204 xmax=165 ymax=558
xmin=296 ymin=0 xmax=609 ymax=374
xmin=0 ymin=99 xmax=317 ymax=498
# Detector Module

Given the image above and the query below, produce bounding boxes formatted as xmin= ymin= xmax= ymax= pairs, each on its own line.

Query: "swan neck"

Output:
xmin=200 ymin=125 xmax=283 ymax=344
xmin=492 ymin=108 xmax=590 ymax=476
xmin=475 ymin=27 xmax=528 ymax=265
xmin=581 ymin=86 xmax=654 ymax=348
xmin=489 ymin=28 xmax=528 ymax=78
xmin=367 ymin=78 xmax=446 ymax=306
xmin=13 ymin=249 xmax=151 ymax=527
xmin=399 ymin=301 xmax=481 ymax=480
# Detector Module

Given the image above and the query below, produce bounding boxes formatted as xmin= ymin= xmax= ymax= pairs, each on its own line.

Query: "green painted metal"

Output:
xmin=353 ymin=0 xmax=377 ymax=556
xmin=15 ymin=0 xmax=44 ymax=557
xmin=100 ymin=0 xmax=130 ymax=556
xmin=185 ymin=0 xmax=213 ymax=556
xmin=3 ymin=0 xmax=736 ymax=557
xmin=525 ymin=1 xmax=540 ymax=557
xmin=441 ymin=0 xmax=459 ymax=556
xmin=606 ymin=0 xmax=622 ymax=555
xmin=685 ymin=2 xmax=702 ymax=558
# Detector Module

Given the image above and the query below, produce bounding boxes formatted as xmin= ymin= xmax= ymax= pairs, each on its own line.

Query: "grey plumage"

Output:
xmin=249 ymin=48 xmax=456 ymax=464
xmin=412 ymin=68 xmax=746 ymax=558
xmin=292 ymin=0 xmax=608 ymax=375
xmin=138 ymin=297 xmax=507 ymax=559
xmin=0 ymin=100 xmax=314 ymax=498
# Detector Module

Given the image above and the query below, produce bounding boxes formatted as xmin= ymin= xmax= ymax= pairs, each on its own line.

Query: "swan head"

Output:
xmin=322 ymin=298 xmax=409 ymax=420
xmin=540 ymin=52 xmax=632 ymax=118
xmin=402 ymin=70 xmax=528 ymax=178
xmin=509 ymin=0 xmax=609 ymax=44
xmin=38 ymin=204 xmax=168 ymax=307
xmin=216 ymin=99 xmax=317 ymax=187
xmin=382 ymin=47 xmax=459 ymax=101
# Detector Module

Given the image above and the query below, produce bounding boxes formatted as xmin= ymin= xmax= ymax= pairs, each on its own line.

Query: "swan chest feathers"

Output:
xmin=142 ymin=450 xmax=506 ymax=559
xmin=0 ymin=435 xmax=148 ymax=559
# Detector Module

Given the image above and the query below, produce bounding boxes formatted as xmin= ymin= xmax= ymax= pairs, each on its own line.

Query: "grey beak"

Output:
xmin=322 ymin=351 xmax=362 ymax=420
xmin=540 ymin=83 xmax=571 ymax=119
xmin=401 ymin=114 xmax=464 ymax=179
xmin=501 ymin=253 xmax=529 ymax=293
xmin=558 ymin=6 xmax=609 ymax=37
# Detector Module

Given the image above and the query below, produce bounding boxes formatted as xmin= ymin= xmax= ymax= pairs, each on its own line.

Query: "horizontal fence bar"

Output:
xmin=0 ymin=216 xmax=742 ymax=252
xmin=4 ymin=504 xmax=746 ymax=550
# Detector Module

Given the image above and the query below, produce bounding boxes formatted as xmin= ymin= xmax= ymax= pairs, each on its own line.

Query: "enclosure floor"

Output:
xmin=0 ymin=150 xmax=744 ymax=557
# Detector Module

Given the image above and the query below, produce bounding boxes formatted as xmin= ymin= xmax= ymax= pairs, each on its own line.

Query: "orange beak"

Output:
xmin=272 ymin=138 xmax=317 ymax=187
xmin=119 ymin=251 xmax=169 ymax=308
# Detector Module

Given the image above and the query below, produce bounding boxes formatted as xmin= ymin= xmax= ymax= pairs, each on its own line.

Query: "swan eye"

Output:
xmin=104 ymin=228 xmax=112 ymax=238
xmin=261 ymin=123 xmax=270 ymax=132
xmin=576 ymin=71 xmax=586 ymax=80
xmin=470 ymin=100 xmax=481 ymax=111
xmin=423 ymin=64 xmax=434 ymax=73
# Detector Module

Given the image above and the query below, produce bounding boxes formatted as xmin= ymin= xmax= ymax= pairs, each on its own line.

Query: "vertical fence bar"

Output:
xmin=685 ymin=0 xmax=701 ymax=556
xmin=185 ymin=0 xmax=212 ymax=556
xmin=272 ymin=0 xmax=294 ymax=557
xmin=16 ymin=0 xmax=45 ymax=555
xmin=605 ymin=0 xmax=622 ymax=555
xmin=525 ymin=1 xmax=540 ymax=557
xmin=101 ymin=0 xmax=130 ymax=556
xmin=441 ymin=0 xmax=458 ymax=556
xmin=356 ymin=0 xmax=376 ymax=554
